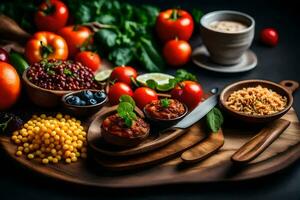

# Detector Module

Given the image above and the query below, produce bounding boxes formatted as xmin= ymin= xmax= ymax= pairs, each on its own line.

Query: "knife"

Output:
xmin=172 ymin=88 xmax=219 ymax=129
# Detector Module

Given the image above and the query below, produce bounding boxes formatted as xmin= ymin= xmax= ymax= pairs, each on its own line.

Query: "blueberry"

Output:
xmin=94 ymin=91 xmax=106 ymax=102
xmin=66 ymin=96 xmax=81 ymax=106
xmin=80 ymin=100 xmax=87 ymax=106
xmin=88 ymin=99 xmax=98 ymax=105
xmin=81 ymin=90 xmax=94 ymax=101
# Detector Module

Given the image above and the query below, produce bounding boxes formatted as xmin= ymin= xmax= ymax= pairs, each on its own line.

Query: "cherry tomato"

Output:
xmin=0 ymin=48 xmax=9 ymax=63
xmin=75 ymin=51 xmax=101 ymax=72
xmin=35 ymin=0 xmax=69 ymax=32
xmin=163 ymin=39 xmax=192 ymax=67
xmin=156 ymin=9 xmax=194 ymax=43
xmin=110 ymin=66 xmax=137 ymax=86
xmin=171 ymin=81 xmax=203 ymax=110
xmin=58 ymin=26 xmax=93 ymax=57
xmin=25 ymin=31 xmax=68 ymax=64
xmin=108 ymin=82 xmax=133 ymax=105
xmin=133 ymin=87 xmax=158 ymax=109
xmin=260 ymin=28 xmax=279 ymax=47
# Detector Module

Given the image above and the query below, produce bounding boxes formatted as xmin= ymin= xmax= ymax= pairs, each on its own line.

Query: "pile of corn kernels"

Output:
xmin=11 ymin=113 xmax=87 ymax=164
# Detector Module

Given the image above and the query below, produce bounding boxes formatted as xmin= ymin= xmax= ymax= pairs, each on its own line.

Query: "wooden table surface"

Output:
xmin=1 ymin=0 xmax=300 ymax=199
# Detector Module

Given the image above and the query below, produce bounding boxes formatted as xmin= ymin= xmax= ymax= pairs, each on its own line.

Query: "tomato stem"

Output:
xmin=40 ymin=41 xmax=53 ymax=58
xmin=170 ymin=9 xmax=179 ymax=20
xmin=42 ymin=0 xmax=56 ymax=16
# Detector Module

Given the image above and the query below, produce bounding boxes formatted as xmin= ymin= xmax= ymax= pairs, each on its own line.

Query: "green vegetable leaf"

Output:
xmin=161 ymin=98 xmax=170 ymax=108
xmin=108 ymin=47 xmax=134 ymax=66
xmin=95 ymin=14 xmax=116 ymax=24
xmin=119 ymin=95 xmax=136 ymax=108
xmin=191 ymin=9 xmax=204 ymax=23
xmin=140 ymin=38 xmax=165 ymax=72
xmin=175 ymin=69 xmax=198 ymax=82
xmin=63 ymin=68 xmax=73 ymax=77
xmin=140 ymin=5 xmax=160 ymax=26
xmin=95 ymin=29 xmax=117 ymax=48
xmin=206 ymin=107 xmax=224 ymax=133
xmin=75 ymin=5 xmax=91 ymax=23
xmin=146 ymin=79 xmax=158 ymax=90
xmin=117 ymin=101 xmax=137 ymax=128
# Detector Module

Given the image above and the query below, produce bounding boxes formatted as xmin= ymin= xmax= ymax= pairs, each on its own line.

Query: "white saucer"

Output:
xmin=192 ymin=46 xmax=258 ymax=73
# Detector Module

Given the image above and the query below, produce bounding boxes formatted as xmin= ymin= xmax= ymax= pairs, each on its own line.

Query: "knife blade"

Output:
xmin=173 ymin=88 xmax=219 ymax=129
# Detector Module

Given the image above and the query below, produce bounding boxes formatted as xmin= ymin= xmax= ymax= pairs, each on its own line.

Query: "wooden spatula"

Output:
xmin=231 ymin=119 xmax=290 ymax=163
xmin=181 ymin=130 xmax=224 ymax=164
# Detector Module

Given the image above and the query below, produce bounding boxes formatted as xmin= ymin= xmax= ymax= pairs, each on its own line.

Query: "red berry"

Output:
xmin=260 ymin=28 xmax=279 ymax=47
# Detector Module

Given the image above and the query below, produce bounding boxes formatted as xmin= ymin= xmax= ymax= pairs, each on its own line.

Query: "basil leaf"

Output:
xmin=119 ymin=95 xmax=136 ymax=108
xmin=206 ymin=107 xmax=224 ymax=133
xmin=191 ymin=9 xmax=204 ymax=23
xmin=175 ymin=69 xmax=197 ymax=82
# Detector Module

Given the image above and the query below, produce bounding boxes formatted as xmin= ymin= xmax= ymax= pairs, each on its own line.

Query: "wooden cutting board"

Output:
xmin=0 ymin=108 xmax=299 ymax=188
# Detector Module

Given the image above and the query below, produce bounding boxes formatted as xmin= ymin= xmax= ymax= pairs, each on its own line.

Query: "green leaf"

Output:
xmin=75 ymin=5 xmax=91 ymax=23
xmin=95 ymin=29 xmax=117 ymax=48
xmin=95 ymin=14 xmax=116 ymax=24
xmin=191 ymin=9 xmax=204 ymax=23
xmin=140 ymin=38 xmax=165 ymax=70
xmin=119 ymin=95 xmax=136 ymax=108
xmin=161 ymin=98 xmax=170 ymax=108
xmin=124 ymin=117 xmax=133 ymax=127
xmin=206 ymin=107 xmax=224 ymax=133
xmin=108 ymin=47 xmax=134 ymax=66
xmin=175 ymin=69 xmax=198 ymax=82
xmin=140 ymin=5 xmax=160 ymax=26
xmin=146 ymin=79 xmax=158 ymax=90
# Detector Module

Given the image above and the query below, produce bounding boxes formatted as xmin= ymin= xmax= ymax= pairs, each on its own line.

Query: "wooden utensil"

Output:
xmin=231 ymin=119 xmax=290 ymax=163
xmin=181 ymin=130 xmax=224 ymax=164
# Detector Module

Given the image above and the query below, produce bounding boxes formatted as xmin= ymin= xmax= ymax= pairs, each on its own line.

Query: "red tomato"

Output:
xmin=35 ymin=0 xmax=69 ymax=32
xmin=156 ymin=9 xmax=194 ymax=43
xmin=0 ymin=48 xmax=9 ymax=63
xmin=58 ymin=26 xmax=93 ymax=57
xmin=133 ymin=87 xmax=158 ymax=109
xmin=171 ymin=81 xmax=203 ymax=110
xmin=75 ymin=51 xmax=101 ymax=72
xmin=108 ymin=82 xmax=133 ymax=105
xmin=163 ymin=39 xmax=192 ymax=67
xmin=110 ymin=66 xmax=137 ymax=86
xmin=260 ymin=28 xmax=279 ymax=47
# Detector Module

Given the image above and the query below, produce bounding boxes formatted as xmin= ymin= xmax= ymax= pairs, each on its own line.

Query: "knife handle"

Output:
xmin=231 ymin=119 xmax=290 ymax=163
xmin=181 ymin=130 xmax=224 ymax=164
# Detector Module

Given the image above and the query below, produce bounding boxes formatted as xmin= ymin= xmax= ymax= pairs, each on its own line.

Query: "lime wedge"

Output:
xmin=95 ymin=69 xmax=112 ymax=82
xmin=136 ymin=73 xmax=175 ymax=86
xmin=156 ymin=83 xmax=174 ymax=92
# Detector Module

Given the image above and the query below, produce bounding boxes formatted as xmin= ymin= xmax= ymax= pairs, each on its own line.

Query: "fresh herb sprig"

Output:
xmin=117 ymin=95 xmax=137 ymax=127
xmin=206 ymin=107 xmax=224 ymax=133
xmin=161 ymin=98 xmax=170 ymax=108
xmin=146 ymin=69 xmax=198 ymax=91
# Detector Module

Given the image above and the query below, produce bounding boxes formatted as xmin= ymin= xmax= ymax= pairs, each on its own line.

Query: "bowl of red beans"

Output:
xmin=23 ymin=59 xmax=103 ymax=108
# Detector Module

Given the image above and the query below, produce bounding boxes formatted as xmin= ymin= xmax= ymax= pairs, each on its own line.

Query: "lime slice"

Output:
xmin=95 ymin=69 xmax=112 ymax=82
xmin=156 ymin=83 xmax=174 ymax=92
xmin=136 ymin=73 xmax=175 ymax=86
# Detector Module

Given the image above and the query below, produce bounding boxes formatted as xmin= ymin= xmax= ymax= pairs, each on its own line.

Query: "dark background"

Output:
xmin=1 ymin=0 xmax=300 ymax=199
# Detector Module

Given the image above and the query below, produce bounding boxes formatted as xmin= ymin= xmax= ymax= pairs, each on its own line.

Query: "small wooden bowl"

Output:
xmin=101 ymin=106 xmax=150 ymax=147
xmin=22 ymin=69 xmax=72 ymax=108
xmin=220 ymin=80 xmax=298 ymax=123
xmin=143 ymin=103 xmax=188 ymax=128
xmin=61 ymin=90 xmax=108 ymax=117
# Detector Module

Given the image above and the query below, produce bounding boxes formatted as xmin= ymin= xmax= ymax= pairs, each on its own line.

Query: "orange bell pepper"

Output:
xmin=25 ymin=31 xmax=68 ymax=64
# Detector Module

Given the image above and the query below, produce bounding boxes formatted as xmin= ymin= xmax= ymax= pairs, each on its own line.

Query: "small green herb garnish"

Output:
xmin=63 ymin=68 xmax=74 ymax=77
xmin=146 ymin=79 xmax=158 ymax=90
xmin=206 ymin=107 xmax=224 ymax=133
xmin=117 ymin=95 xmax=137 ymax=127
xmin=161 ymin=98 xmax=170 ymax=108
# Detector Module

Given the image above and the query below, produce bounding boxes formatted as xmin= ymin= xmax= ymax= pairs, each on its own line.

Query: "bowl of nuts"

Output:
xmin=219 ymin=79 xmax=298 ymax=123
xmin=23 ymin=59 xmax=104 ymax=108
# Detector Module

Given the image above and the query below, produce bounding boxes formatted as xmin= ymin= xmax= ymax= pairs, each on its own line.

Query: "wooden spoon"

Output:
xmin=231 ymin=119 xmax=290 ymax=163
xmin=181 ymin=130 xmax=224 ymax=164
